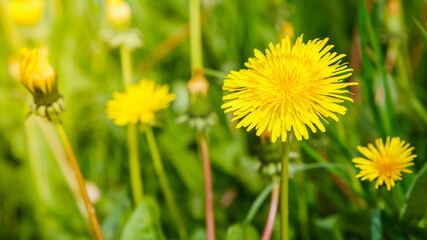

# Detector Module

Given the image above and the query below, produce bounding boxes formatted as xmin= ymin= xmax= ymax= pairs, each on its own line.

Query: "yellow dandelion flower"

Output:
xmin=106 ymin=0 xmax=131 ymax=27
xmin=20 ymin=47 xmax=60 ymax=106
xmin=8 ymin=0 xmax=44 ymax=26
xmin=221 ymin=34 xmax=357 ymax=142
xmin=106 ymin=79 xmax=175 ymax=126
xmin=352 ymin=137 xmax=416 ymax=191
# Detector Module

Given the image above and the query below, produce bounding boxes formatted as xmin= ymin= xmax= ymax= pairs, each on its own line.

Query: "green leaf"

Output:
xmin=120 ymin=197 xmax=165 ymax=240
xmin=371 ymin=209 xmax=382 ymax=240
xmin=400 ymin=163 xmax=427 ymax=225
xmin=243 ymin=179 xmax=280 ymax=225
xmin=226 ymin=224 xmax=259 ymax=240
xmin=414 ymin=18 xmax=427 ymax=42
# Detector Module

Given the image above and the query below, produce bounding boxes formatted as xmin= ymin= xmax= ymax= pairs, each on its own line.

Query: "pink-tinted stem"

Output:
xmin=261 ymin=182 xmax=280 ymax=240
xmin=199 ymin=132 xmax=215 ymax=240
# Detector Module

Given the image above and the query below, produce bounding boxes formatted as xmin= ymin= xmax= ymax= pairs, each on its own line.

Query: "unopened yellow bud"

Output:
xmin=280 ymin=22 xmax=295 ymax=41
xmin=260 ymin=130 xmax=272 ymax=140
xmin=107 ymin=0 xmax=131 ymax=28
xmin=20 ymin=47 xmax=61 ymax=107
xmin=8 ymin=0 xmax=44 ymax=26
xmin=188 ymin=68 xmax=209 ymax=96
xmin=386 ymin=0 xmax=400 ymax=16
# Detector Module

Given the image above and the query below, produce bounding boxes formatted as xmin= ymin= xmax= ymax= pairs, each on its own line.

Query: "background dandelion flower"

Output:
xmin=106 ymin=79 xmax=175 ymax=126
xmin=8 ymin=0 xmax=44 ymax=26
xmin=352 ymin=137 xmax=416 ymax=191
xmin=222 ymin=35 xmax=356 ymax=142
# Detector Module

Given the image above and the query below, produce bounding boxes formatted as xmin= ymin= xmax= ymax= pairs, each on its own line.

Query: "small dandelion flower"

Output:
xmin=106 ymin=79 xmax=175 ymax=126
xmin=352 ymin=137 xmax=416 ymax=191
xmin=8 ymin=0 xmax=44 ymax=26
xmin=106 ymin=0 xmax=131 ymax=28
xmin=222 ymin=35 xmax=357 ymax=142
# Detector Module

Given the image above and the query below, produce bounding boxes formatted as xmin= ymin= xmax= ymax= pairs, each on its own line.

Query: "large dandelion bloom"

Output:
xmin=222 ymin=35 xmax=357 ymax=142
xmin=352 ymin=137 xmax=416 ymax=191
xmin=106 ymin=79 xmax=175 ymax=126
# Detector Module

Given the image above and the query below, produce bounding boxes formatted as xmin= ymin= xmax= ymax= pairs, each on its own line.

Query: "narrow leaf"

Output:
xmin=400 ymin=163 xmax=427 ymax=225
xmin=371 ymin=209 xmax=382 ymax=240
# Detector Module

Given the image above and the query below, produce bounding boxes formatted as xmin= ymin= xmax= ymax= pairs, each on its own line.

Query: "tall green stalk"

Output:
xmin=190 ymin=0 xmax=202 ymax=71
xmin=119 ymin=45 xmax=143 ymax=204
xmin=189 ymin=0 xmax=215 ymax=239
xmin=127 ymin=124 xmax=143 ymax=204
xmin=145 ymin=127 xmax=187 ymax=239
xmin=280 ymin=134 xmax=290 ymax=240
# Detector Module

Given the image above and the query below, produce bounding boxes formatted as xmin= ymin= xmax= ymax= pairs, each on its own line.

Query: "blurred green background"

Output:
xmin=1 ymin=0 xmax=427 ymax=239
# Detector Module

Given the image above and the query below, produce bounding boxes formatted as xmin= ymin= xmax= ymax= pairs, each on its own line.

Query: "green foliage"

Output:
xmin=120 ymin=197 xmax=165 ymax=240
xmin=225 ymin=224 xmax=259 ymax=240
xmin=400 ymin=163 xmax=427 ymax=225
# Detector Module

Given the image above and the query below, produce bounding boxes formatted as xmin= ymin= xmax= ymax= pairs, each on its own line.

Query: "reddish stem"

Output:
xmin=261 ymin=182 xmax=280 ymax=240
xmin=198 ymin=132 xmax=215 ymax=240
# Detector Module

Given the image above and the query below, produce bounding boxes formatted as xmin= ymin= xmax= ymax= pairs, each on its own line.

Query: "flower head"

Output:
xmin=8 ymin=0 xmax=44 ymax=26
xmin=352 ymin=137 xmax=416 ymax=191
xmin=20 ymin=47 xmax=60 ymax=106
xmin=106 ymin=0 xmax=131 ymax=28
xmin=222 ymin=35 xmax=356 ymax=142
xmin=106 ymin=79 xmax=175 ymax=126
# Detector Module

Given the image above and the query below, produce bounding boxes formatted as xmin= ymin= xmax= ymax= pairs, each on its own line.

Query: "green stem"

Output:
xmin=293 ymin=142 xmax=309 ymax=240
xmin=119 ymin=44 xmax=144 ymax=205
xmin=120 ymin=45 xmax=133 ymax=87
xmin=190 ymin=0 xmax=202 ymax=72
xmin=54 ymin=122 xmax=104 ymax=240
xmin=128 ymin=124 xmax=143 ymax=204
xmin=145 ymin=127 xmax=187 ymax=239
xmin=280 ymin=134 xmax=290 ymax=240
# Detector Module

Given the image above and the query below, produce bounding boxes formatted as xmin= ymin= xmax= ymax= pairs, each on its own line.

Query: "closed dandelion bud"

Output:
xmin=20 ymin=47 xmax=63 ymax=120
xmin=279 ymin=22 xmax=294 ymax=41
xmin=8 ymin=0 xmax=44 ymax=26
xmin=188 ymin=68 xmax=209 ymax=96
xmin=107 ymin=0 xmax=131 ymax=28
xmin=187 ymin=68 xmax=212 ymax=119
xmin=385 ymin=0 xmax=401 ymax=34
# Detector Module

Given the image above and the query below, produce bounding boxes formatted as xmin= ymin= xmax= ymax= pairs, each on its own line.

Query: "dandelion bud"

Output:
xmin=8 ymin=0 xmax=44 ymax=26
xmin=20 ymin=47 xmax=63 ymax=120
xmin=107 ymin=0 xmax=132 ymax=28
xmin=279 ymin=22 xmax=294 ymax=41
xmin=386 ymin=0 xmax=400 ymax=16
xmin=187 ymin=68 xmax=209 ymax=96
